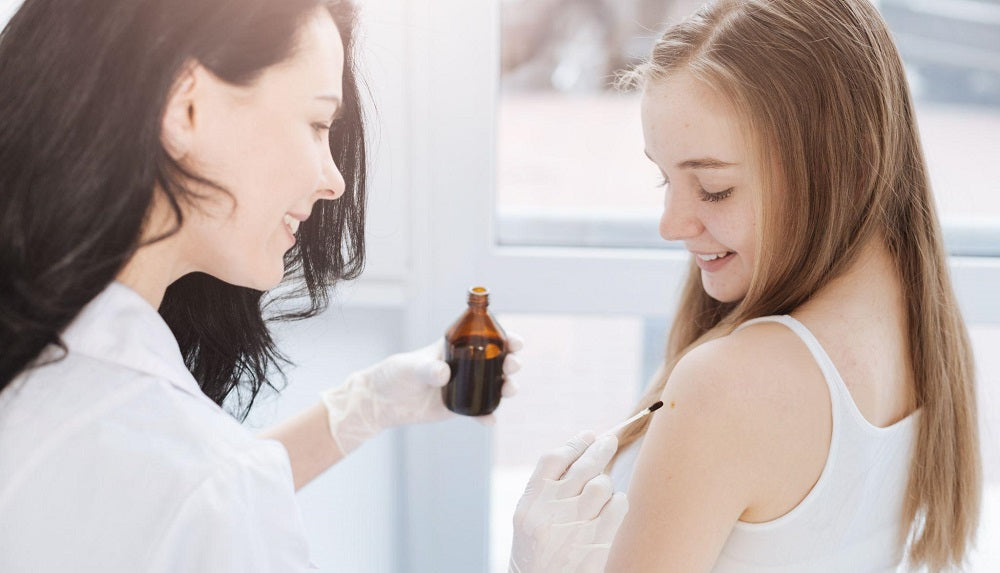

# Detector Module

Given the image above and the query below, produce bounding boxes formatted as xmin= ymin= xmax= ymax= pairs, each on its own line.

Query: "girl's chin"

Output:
xmin=701 ymin=276 xmax=748 ymax=304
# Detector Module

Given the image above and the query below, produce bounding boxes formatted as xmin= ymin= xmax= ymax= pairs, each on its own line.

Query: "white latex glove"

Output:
xmin=320 ymin=335 xmax=523 ymax=455
xmin=509 ymin=432 xmax=629 ymax=573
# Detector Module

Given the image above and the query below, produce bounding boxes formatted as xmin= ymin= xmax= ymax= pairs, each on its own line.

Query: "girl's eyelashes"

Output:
xmin=699 ymin=187 xmax=734 ymax=203
xmin=656 ymin=176 xmax=735 ymax=204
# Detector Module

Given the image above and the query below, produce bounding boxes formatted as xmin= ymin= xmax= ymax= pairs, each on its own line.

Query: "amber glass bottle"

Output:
xmin=442 ymin=286 xmax=508 ymax=416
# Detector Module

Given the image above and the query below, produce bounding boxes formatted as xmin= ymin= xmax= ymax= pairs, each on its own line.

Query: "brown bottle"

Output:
xmin=442 ymin=286 xmax=508 ymax=416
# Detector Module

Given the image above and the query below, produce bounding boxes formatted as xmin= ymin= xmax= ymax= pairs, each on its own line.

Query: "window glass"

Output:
xmin=497 ymin=0 xmax=1000 ymax=242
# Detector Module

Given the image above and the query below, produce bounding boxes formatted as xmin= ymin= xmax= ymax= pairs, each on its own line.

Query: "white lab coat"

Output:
xmin=0 ymin=281 xmax=317 ymax=572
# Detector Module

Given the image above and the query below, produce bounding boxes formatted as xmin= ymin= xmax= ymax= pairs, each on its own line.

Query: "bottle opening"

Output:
xmin=467 ymin=286 xmax=489 ymax=307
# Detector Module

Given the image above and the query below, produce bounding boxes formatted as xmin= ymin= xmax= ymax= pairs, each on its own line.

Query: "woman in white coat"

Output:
xmin=0 ymin=0 xmax=627 ymax=571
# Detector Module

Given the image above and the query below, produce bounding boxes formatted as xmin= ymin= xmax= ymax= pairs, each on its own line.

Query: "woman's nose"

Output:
xmin=316 ymin=151 xmax=347 ymax=201
xmin=659 ymin=187 xmax=703 ymax=241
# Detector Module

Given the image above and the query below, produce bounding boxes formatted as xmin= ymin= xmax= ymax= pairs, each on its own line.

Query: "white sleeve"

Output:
xmin=146 ymin=442 xmax=318 ymax=572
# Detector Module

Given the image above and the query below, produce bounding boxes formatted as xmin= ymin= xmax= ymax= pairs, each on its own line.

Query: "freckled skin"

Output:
xmin=641 ymin=74 xmax=757 ymax=303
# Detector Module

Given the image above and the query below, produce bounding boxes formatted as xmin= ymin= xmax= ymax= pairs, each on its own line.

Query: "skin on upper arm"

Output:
xmin=259 ymin=402 xmax=344 ymax=491
xmin=606 ymin=329 xmax=810 ymax=572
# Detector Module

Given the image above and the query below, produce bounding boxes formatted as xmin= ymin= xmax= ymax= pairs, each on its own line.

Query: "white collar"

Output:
xmin=60 ymin=281 xmax=208 ymax=402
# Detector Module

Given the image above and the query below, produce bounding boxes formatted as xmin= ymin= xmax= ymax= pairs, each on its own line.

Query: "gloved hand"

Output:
xmin=320 ymin=335 xmax=523 ymax=455
xmin=509 ymin=432 xmax=629 ymax=573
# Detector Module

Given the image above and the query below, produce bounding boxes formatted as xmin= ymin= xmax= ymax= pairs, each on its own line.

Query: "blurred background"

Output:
xmin=2 ymin=0 xmax=997 ymax=571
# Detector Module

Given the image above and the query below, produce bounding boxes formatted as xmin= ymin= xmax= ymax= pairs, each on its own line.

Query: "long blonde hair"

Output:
xmin=619 ymin=0 xmax=981 ymax=569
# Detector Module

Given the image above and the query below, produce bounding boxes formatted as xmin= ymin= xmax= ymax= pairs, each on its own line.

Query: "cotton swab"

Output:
xmin=602 ymin=400 xmax=664 ymax=436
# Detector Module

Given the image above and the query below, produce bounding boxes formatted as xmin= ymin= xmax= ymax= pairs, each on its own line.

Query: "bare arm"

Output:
xmin=255 ymin=340 xmax=453 ymax=492
xmin=606 ymin=337 xmax=780 ymax=572
xmin=259 ymin=403 xmax=349 ymax=491
xmin=256 ymin=337 xmax=523 ymax=492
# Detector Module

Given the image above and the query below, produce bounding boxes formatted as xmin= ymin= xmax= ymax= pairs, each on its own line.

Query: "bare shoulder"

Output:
xmin=654 ymin=321 xmax=832 ymax=508
xmin=668 ymin=320 xmax=826 ymax=420
xmin=610 ymin=320 xmax=835 ymax=569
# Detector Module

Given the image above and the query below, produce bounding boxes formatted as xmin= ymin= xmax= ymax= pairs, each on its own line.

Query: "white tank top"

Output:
xmin=610 ymin=315 xmax=919 ymax=572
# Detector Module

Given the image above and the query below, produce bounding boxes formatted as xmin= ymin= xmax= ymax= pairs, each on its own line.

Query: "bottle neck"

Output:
xmin=467 ymin=287 xmax=489 ymax=309
xmin=467 ymin=293 xmax=488 ymax=309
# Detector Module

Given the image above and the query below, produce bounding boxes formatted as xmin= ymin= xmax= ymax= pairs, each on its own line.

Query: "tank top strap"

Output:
xmin=733 ymin=315 xmax=852 ymax=414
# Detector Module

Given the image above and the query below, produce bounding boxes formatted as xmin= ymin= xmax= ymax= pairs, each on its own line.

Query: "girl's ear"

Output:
xmin=161 ymin=62 xmax=200 ymax=161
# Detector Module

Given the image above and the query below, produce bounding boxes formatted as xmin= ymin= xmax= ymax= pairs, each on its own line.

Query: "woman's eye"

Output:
xmin=699 ymin=187 xmax=734 ymax=203
xmin=312 ymin=122 xmax=332 ymax=134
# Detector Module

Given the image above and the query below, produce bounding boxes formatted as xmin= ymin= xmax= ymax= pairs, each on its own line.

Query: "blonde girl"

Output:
xmin=607 ymin=0 xmax=980 ymax=571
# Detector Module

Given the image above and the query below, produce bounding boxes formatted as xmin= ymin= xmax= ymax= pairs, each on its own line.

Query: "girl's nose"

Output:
xmin=659 ymin=186 xmax=703 ymax=241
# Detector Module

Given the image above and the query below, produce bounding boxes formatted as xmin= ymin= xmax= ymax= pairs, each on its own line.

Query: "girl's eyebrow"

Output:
xmin=643 ymin=151 xmax=738 ymax=171
xmin=676 ymin=157 xmax=738 ymax=170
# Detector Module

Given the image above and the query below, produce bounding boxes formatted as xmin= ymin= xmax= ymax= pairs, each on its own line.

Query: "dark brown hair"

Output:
xmin=0 ymin=0 xmax=368 ymax=420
